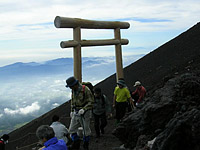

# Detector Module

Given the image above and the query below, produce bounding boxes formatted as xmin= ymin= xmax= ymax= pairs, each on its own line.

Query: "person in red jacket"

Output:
xmin=132 ymin=81 xmax=146 ymax=107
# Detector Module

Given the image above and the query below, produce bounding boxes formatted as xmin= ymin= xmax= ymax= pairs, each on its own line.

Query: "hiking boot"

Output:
xmin=83 ymin=141 xmax=89 ymax=150
xmin=68 ymin=139 xmax=81 ymax=150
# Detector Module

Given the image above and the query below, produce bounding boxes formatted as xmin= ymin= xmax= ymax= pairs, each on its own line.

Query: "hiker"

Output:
xmin=50 ymin=115 xmax=71 ymax=145
xmin=113 ymin=79 xmax=133 ymax=124
xmin=66 ymin=76 xmax=94 ymax=150
xmin=36 ymin=125 xmax=67 ymax=150
xmin=118 ymin=78 xmax=134 ymax=112
xmin=0 ymin=134 xmax=9 ymax=150
xmin=131 ymin=81 xmax=146 ymax=107
xmin=82 ymin=82 xmax=94 ymax=119
xmin=93 ymin=87 xmax=112 ymax=138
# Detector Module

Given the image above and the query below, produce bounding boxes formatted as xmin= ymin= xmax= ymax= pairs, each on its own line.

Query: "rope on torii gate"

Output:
xmin=54 ymin=16 xmax=130 ymax=82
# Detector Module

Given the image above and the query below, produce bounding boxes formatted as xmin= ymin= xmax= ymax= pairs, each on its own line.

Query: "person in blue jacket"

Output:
xmin=36 ymin=125 xmax=68 ymax=150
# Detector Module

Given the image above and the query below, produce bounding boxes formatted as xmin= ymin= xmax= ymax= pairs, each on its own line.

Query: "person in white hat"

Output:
xmin=132 ymin=81 xmax=146 ymax=107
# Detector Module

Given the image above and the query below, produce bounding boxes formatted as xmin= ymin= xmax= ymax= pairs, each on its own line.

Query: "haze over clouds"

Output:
xmin=4 ymin=102 xmax=40 ymax=115
xmin=0 ymin=0 xmax=200 ymax=66
xmin=0 ymin=55 xmax=141 ymax=121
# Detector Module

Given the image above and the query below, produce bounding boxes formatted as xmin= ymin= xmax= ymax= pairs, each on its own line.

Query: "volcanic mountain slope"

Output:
xmin=5 ymin=22 xmax=200 ymax=150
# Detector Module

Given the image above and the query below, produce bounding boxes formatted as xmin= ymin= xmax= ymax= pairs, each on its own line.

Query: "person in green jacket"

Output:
xmin=66 ymin=76 xmax=94 ymax=150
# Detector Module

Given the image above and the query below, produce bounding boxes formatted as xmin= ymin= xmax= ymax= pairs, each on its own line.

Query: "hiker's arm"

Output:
xmin=132 ymin=89 xmax=137 ymax=96
xmin=113 ymin=95 xmax=116 ymax=107
xmin=129 ymin=97 xmax=135 ymax=108
xmin=105 ymin=95 xmax=112 ymax=113
xmin=83 ymin=87 xmax=94 ymax=111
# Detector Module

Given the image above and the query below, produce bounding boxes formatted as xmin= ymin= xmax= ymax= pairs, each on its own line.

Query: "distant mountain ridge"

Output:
xmin=0 ymin=55 xmax=143 ymax=80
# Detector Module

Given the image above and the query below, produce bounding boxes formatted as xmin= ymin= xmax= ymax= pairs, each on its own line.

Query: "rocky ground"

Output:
xmin=113 ymin=71 xmax=200 ymax=150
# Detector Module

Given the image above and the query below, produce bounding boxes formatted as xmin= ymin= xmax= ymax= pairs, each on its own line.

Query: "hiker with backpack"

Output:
xmin=93 ymin=87 xmax=112 ymax=138
xmin=0 ymin=134 xmax=9 ymax=150
xmin=113 ymin=79 xmax=133 ymax=124
xmin=65 ymin=77 xmax=94 ymax=150
xmin=131 ymin=81 xmax=146 ymax=108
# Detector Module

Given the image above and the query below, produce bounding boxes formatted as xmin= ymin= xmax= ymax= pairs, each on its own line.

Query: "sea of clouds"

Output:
xmin=0 ymin=55 xmax=143 ymax=134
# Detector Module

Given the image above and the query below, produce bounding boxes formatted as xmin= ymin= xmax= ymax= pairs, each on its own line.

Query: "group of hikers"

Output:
xmin=0 ymin=76 xmax=146 ymax=150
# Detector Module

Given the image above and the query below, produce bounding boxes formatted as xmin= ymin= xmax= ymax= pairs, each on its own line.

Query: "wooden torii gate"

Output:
xmin=54 ymin=16 xmax=130 ymax=82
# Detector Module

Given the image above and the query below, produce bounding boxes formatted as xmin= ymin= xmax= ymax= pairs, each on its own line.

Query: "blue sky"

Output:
xmin=0 ymin=0 xmax=200 ymax=67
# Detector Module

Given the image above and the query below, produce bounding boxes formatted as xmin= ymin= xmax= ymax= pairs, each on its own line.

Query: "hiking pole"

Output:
xmin=80 ymin=114 xmax=86 ymax=138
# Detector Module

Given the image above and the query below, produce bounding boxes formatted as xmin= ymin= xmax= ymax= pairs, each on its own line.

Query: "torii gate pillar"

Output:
xmin=115 ymin=28 xmax=123 ymax=80
xmin=54 ymin=16 xmax=130 ymax=82
xmin=73 ymin=27 xmax=82 ymax=81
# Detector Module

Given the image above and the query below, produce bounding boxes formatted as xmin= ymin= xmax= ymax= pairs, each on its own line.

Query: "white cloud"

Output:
xmin=0 ymin=114 xmax=3 ymax=118
xmin=52 ymin=103 xmax=59 ymax=108
xmin=4 ymin=102 xmax=41 ymax=115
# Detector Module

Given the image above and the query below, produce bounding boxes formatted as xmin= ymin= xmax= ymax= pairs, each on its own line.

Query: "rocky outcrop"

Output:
xmin=113 ymin=72 xmax=200 ymax=150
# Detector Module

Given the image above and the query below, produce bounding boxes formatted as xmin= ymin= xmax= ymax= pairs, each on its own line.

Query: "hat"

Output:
xmin=134 ymin=81 xmax=141 ymax=87
xmin=117 ymin=80 xmax=126 ymax=87
xmin=66 ymin=76 xmax=78 ymax=87
xmin=1 ymin=134 xmax=9 ymax=141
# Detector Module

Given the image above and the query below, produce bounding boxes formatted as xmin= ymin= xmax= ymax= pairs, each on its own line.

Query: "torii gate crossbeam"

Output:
xmin=54 ymin=16 xmax=130 ymax=82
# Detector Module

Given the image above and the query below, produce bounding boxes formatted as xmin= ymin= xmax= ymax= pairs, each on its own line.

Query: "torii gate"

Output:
xmin=54 ymin=16 xmax=130 ymax=82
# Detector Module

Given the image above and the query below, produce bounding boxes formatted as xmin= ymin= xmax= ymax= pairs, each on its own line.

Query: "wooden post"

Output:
xmin=54 ymin=16 xmax=130 ymax=83
xmin=54 ymin=16 xmax=130 ymax=29
xmin=73 ymin=27 xmax=82 ymax=82
xmin=114 ymin=28 xmax=124 ymax=81
xmin=60 ymin=39 xmax=129 ymax=48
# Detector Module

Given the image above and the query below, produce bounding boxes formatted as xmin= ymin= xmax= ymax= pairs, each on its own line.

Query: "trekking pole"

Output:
xmin=81 ymin=114 xmax=90 ymax=150
xmin=80 ymin=114 xmax=86 ymax=138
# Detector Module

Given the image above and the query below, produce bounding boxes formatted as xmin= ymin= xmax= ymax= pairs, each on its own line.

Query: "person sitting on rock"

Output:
xmin=36 ymin=125 xmax=67 ymax=150
xmin=50 ymin=115 xmax=71 ymax=145
xmin=132 ymin=81 xmax=146 ymax=107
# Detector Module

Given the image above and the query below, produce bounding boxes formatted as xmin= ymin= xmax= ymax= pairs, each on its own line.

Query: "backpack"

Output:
xmin=81 ymin=82 xmax=94 ymax=101
xmin=0 ymin=140 xmax=4 ymax=144
xmin=82 ymin=82 xmax=94 ymax=94
xmin=93 ymin=94 xmax=105 ymax=108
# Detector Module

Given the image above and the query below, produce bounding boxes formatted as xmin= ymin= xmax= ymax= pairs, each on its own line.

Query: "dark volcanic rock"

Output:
xmin=152 ymin=108 xmax=200 ymax=150
xmin=113 ymin=72 xmax=200 ymax=150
